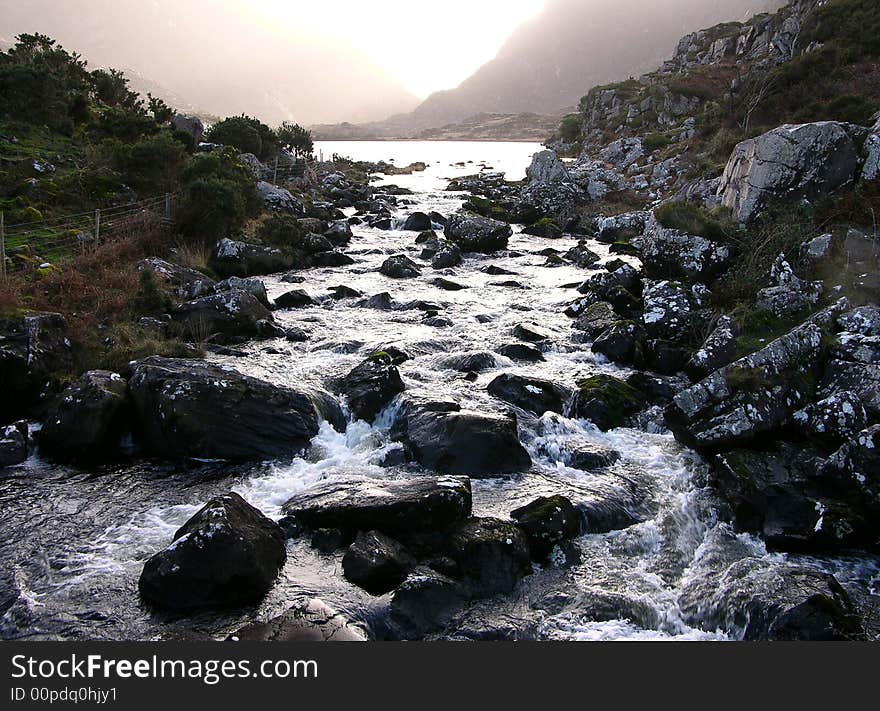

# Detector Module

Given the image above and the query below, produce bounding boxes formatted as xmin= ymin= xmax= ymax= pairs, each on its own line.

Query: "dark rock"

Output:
xmin=487 ymin=374 xmax=570 ymax=416
xmin=564 ymin=242 xmax=601 ymax=268
xmin=231 ymin=598 xmax=367 ymax=641
xmin=819 ymin=333 xmax=880 ymax=418
xmin=359 ymin=292 xmax=396 ymax=310
xmin=139 ymin=493 xmax=286 ymax=610
xmin=210 ymin=239 xmax=293 ymax=277
xmin=592 ymin=321 xmax=647 ymax=367
xmin=646 ymin=339 xmax=691 ymax=375
xmin=324 ymin=221 xmax=353 ymax=247
xmin=642 ymin=216 xmax=730 ymax=283
xmin=342 ymin=531 xmax=415 ymax=595
xmin=128 ymin=357 xmax=324 ymax=461
xmin=280 ymin=476 xmax=472 ymax=534
xmin=328 ymin=285 xmax=362 ymax=300
xmin=431 ymin=242 xmax=462 ymax=269
xmin=138 ymin=258 xmax=215 ymax=300
xmin=312 ymin=251 xmax=355 ymax=267
xmin=793 ymin=391 xmax=868 ymax=444
xmin=439 ymin=352 xmax=497 ymax=373
xmin=275 ymin=289 xmax=315 ymax=309
xmin=392 ymin=401 xmax=531 ymax=477
xmin=214 ymin=276 xmax=269 ymax=308
xmin=432 ymin=278 xmax=467 ymax=291
xmin=172 ymin=290 xmax=275 ymax=344
xmin=0 ymin=423 xmax=27 ymax=467
xmin=496 ymin=344 xmax=545 ymax=363
xmin=403 ymin=212 xmax=433 ymax=232
xmin=565 ymin=442 xmax=621 ymax=471
xmin=821 ymin=426 xmax=880 ymax=502
xmin=390 ymin=566 xmax=466 ymax=638
xmin=447 ymin=518 xmax=531 ymax=596
xmin=642 ymin=280 xmax=703 ymax=341
xmin=482 ymin=265 xmax=517 ymax=276
xmin=337 ymin=353 xmax=405 ymax=422
xmin=444 ymin=214 xmax=512 ymax=253
xmin=572 ymin=302 xmax=618 ymax=337
xmin=572 ymin=375 xmax=644 ymax=431
xmin=836 ymin=305 xmax=880 ymax=336
xmin=285 ymin=327 xmax=310 ymax=342
xmin=380 ymin=254 xmax=421 ymax=279
xmin=511 ymin=496 xmax=581 ymax=561
xmin=686 ymin=315 xmax=739 ymax=381
xmin=38 ymin=371 xmax=130 ymax=462
xmin=522 ymin=221 xmax=562 ymax=239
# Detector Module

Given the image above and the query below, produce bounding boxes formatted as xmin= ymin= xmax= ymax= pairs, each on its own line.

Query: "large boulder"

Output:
xmin=137 ymin=258 xmax=215 ymax=300
xmin=642 ymin=280 xmax=704 ymax=341
xmin=526 ymin=150 xmax=569 ymax=185
xmin=172 ymin=289 xmax=276 ymax=344
xmin=171 ymin=114 xmax=204 ymax=144
xmin=487 ymin=374 xmax=570 ymax=416
xmin=139 ymin=493 xmax=286 ymax=610
xmin=718 ymin=122 xmax=872 ymax=223
xmin=210 ymin=239 xmax=294 ymax=277
xmin=642 ymin=216 xmax=731 ymax=283
xmin=819 ymin=333 xmax=880 ymax=418
xmin=0 ymin=312 xmax=74 ymax=423
xmin=402 ymin=212 xmax=434 ymax=231
xmin=446 ymin=518 xmax=531 ymax=596
xmin=390 ymin=566 xmax=466 ymax=639
xmin=256 ymin=181 xmax=304 ymax=214
xmin=444 ymin=214 xmax=512 ymax=253
xmin=38 ymin=371 xmax=130 ymax=462
xmin=128 ymin=357 xmax=324 ymax=461
xmin=392 ymin=400 xmax=531 ymax=477
xmin=280 ymin=476 xmax=472 ymax=534
xmin=337 ymin=354 xmax=406 ymax=422
xmin=667 ymin=323 xmax=823 ymax=453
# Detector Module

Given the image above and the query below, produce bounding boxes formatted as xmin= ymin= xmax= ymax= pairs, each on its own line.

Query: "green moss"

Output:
xmin=575 ymin=374 xmax=642 ymax=411
xmin=464 ymin=195 xmax=511 ymax=222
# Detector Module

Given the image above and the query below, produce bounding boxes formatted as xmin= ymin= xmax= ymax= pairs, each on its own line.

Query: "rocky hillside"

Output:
xmin=453 ymin=0 xmax=880 ymax=560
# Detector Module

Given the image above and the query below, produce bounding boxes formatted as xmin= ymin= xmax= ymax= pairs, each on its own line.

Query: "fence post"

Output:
xmin=94 ymin=209 xmax=101 ymax=248
xmin=273 ymin=156 xmax=279 ymax=184
xmin=1 ymin=211 xmax=6 ymax=282
xmin=165 ymin=193 xmax=172 ymax=220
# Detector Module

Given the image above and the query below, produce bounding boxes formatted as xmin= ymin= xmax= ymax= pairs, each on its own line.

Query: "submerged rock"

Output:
xmin=487 ymin=374 xmax=570 ymax=416
xmin=38 ymin=371 xmax=130 ymax=462
xmin=128 ymin=357 xmax=325 ymax=461
xmin=139 ymin=493 xmax=286 ymax=610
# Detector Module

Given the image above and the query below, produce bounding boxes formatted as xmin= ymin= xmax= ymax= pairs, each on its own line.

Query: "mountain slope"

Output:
xmin=0 ymin=0 xmax=419 ymax=125
xmin=408 ymin=0 xmax=785 ymax=130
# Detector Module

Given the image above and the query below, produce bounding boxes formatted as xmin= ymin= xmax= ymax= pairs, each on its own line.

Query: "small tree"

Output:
xmin=206 ymin=115 xmax=280 ymax=161
xmin=147 ymin=93 xmax=174 ymax=124
xmin=277 ymin=122 xmax=314 ymax=159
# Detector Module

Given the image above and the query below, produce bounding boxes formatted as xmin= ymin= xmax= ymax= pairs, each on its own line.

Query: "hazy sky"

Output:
xmin=245 ymin=0 xmax=546 ymax=98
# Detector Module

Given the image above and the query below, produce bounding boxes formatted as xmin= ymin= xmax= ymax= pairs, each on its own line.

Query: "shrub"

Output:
xmin=276 ymin=122 xmax=313 ymax=158
xmin=178 ymin=177 xmax=247 ymax=242
xmin=558 ymin=114 xmax=583 ymax=143
xmin=207 ymin=115 xmax=280 ymax=162
xmin=131 ymin=268 xmax=171 ymax=316
xmin=654 ymin=201 xmax=738 ymax=242
xmin=259 ymin=214 xmax=307 ymax=248
xmin=126 ymin=131 xmax=188 ymax=193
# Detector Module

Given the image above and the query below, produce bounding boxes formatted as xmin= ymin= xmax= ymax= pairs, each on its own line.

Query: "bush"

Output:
xmin=276 ymin=122 xmax=313 ymax=158
xmin=259 ymin=214 xmax=307 ymax=248
xmin=126 ymin=131 xmax=187 ymax=193
xmin=131 ymin=268 xmax=172 ymax=316
xmin=178 ymin=177 xmax=247 ymax=242
xmin=207 ymin=115 xmax=280 ymax=162
xmin=557 ymin=114 xmax=583 ymax=144
xmin=654 ymin=202 xmax=738 ymax=242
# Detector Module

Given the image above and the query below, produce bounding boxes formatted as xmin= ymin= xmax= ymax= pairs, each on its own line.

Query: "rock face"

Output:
xmin=0 ymin=313 xmax=74 ymax=423
xmin=172 ymin=290 xmax=276 ymax=344
xmin=667 ymin=323 xmax=823 ymax=453
xmin=642 ymin=216 xmax=731 ymax=283
xmin=137 ymin=258 xmax=215 ymax=300
xmin=444 ymin=214 xmax=512 ymax=253
xmin=526 ymin=150 xmax=569 ymax=185
xmin=337 ymin=354 xmax=405 ymax=422
xmin=38 ymin=371 xmax=130 ymax=462
xmin=819 ymin=333 xmax=880 ymax=418
xmin=280 ymin=476 xmax=472 ymax=534
xmin=210 ymin=239 xmax=293 ymax=277
xmin=128 ymin=358 xmax=323 ymax=461
xmin=447 ymin=518 xmax=531 ymax=596
xmin=487 ymin=374 xmax=570 ymax=416
xmin=139 ymin=493 xmax=286 ymax=610
xmin=392 ymin=401 xmax=531 ymax=476
xmin=342 ymin=531 xmax=415 ymax=595
xmin=231 ymin=599 xmax=367 ymax=641
xmin=718 ymin=122 xmax=872 ymax=223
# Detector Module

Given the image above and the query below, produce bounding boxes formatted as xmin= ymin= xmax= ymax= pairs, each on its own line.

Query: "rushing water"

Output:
xmin=1 ymin=142 xmax=877 ymax=641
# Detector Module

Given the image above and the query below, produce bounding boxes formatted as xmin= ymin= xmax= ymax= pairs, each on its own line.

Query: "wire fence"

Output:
xmin=1 ymin=193 xmax=177 ymax=278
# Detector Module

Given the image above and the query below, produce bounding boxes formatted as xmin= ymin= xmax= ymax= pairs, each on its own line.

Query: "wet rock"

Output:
xmin=793 ymin=391 xmax=867 ymax=444
xmin=324 ymin=221 xmax=353 ymax=247
xmin=439 ymin=352 xmax=497 ymax=373
xmin=231 ymin=598 xmax=367 ymax=641
xmin=337 ymin=353 xmax=405 ymax=422
xmin=563 ymin=242 xmax=601 ymax=268
xmin=137 ymin=258 xmax=215 ymax=300
xmin=510 ymin=496 xmax=581 ymax=561
xmin=390 ymin=566 xmax=466 ymax=639
xmin=285 ymin=327 xmax=310 ymax=342
xmin=214 ymin=277 xmax=269 ymax=308
xmin=577 ymin=263 xmax=641 ymax=298
xmin=642 ymin=215 xmax=731 ymax=283
xmin=572 ymin=375 xmax=644 ymax=431
xmin=482 ymin=265 xmax=517 ymax=276
xmin=403 ymin=212 xmax=433 ymax=232
xmin=139 ymin=493 xmax=286 ymax=610
xmin=380 ymin=254 xmax=421 ymax=279
xmin=513 ymin=322 xmax=551 ymax=343
xmin=392 ymin=401 xmax=531 ymax=477
xmin=358 ymin=292 xmax=396 ymax=311
xmin=719 ymin=122 xmax=871 ymax=224
xmin=592 ymin=321 xmax=647 ymax=367
xmin=256 ymin=181 xmax=304 ymax=215
xmin=565 ymin=442 xmax=621 ymax=471
xmin=327 ymin=285 xmax=362 ymax=300
xmin=487 ymin=374 xmax=570 ymax=416
xmin=210 ymin=239 xmax=293 ymax=277
xmin=626 ymin=372 xmax=676 ymax=405
xmin=275 ymin=289 xmax=315 ymax=309
xmin=444 ymin=214 xmax=512 ymax=253
xmin=496 ymin=344 xmax=545 ymax=362
xmin=172 ymin=289 xmax=275 ymax=344
xmin=423 ymin=316 xmax=453 ymax=328
xmin=280 ymin=476 xmax=472 ymax=534
xmin=642 ymin=280 xmax=702 ymax=341
xmin=572 ymin=301 xmax=618 ymax=338
xmin=686 ymin=315 xmax=739 ymax=381
xmin=0 ymin=312 xmax=74 ymax=423
xmin=431 ymin=242 xmax=462 ymax=269
xmin=666 ymin=323 xmax=824 ymax=453
xmin=128 ymin=357 xmax=324 ymax=461
xmin=447 ymin=518 xmax=531 ymax=596
xmin=0 ymin=423 xmax=28 ymax=467
xmin=38 ymin=371 xmax=130 ymax=462
xmin=522 ymin=220 xmax=562 ymax=239
xmin=312 ymin=251 xmax=355 ymax=268
xmin=342 ymin=531 xmax=416 ymax=595
xmin=432 ymin=277 xmax=467 ymax=291
xmin=646 ymin=339 xmax=691 ymax=375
